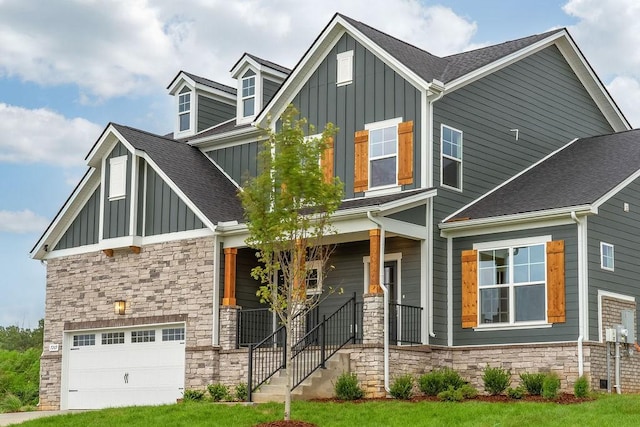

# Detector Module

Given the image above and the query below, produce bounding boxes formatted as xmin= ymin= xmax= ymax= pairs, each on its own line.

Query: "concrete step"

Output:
xmin=251 ymin=350 xmax=350 ymax=403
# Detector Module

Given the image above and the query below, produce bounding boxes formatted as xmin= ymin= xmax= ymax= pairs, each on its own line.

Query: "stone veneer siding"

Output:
xmin=39 ymin=237 xmax=215 ymax=410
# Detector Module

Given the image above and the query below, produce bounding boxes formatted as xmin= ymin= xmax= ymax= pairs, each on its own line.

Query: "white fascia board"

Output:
xmin=255 ymin=16 xmax=430 ymax=128
xmin=31 ymin=169 xmax=100 ymax=259
xmin=167 ymin=73 xmax=196 ymax=95
xmin=204 ymin=153 xmax=241 ymax=190
xmin=189 ymin=125 xmax=262 ymax=149
xmin=377 ymin=189 xmax=437 ymax=215
xmin=140 ymin=153 xmax=217 ymax=231
xmin=376 ymin=217 xmax=428 ymax=240
xmin=85 ymin=125 xmax=137 ymax=168
xmin=439 ymin=205 xmax=592 ymax=239
xmin=231 ymin=54 xmax=289 ymax=81
xmin=592 ymin=167 xmax=640 ymax=210
xmin=442 ymin=138 xmax=579 ymax=223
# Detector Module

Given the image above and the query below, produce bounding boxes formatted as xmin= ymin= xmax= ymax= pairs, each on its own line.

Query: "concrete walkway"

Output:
xmin=0 ymin=410 xmax=84 ymax=426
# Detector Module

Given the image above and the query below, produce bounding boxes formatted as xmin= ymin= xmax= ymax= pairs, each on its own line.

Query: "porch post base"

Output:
xmin=219 ymin=305 xmax=241 ymax=350
xmin=362 ymin=293 xmax=384 ymax=345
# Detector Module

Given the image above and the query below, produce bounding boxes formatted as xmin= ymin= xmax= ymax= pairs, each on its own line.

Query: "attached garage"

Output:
xmin=63 ymin=324 xmax=186 ymax=409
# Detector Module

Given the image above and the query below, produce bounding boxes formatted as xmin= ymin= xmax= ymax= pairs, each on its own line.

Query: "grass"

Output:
xmin=15 ymin=394 xmax=640 ymax=427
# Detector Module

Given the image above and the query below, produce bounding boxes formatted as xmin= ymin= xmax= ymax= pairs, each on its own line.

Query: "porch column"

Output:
xmin=369 ymin=229 xmax=382 ymax=294
xmin=219 ymin=305 xmax=239 ymax=350
xmin=362 ymin=293 xmax=385 ymax=344
xmin=222 ymin=247 xmax=238 ymax=306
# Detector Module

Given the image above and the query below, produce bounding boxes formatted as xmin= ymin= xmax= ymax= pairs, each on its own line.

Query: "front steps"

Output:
xmin=251 ymin=351 xmax=350 ymax=403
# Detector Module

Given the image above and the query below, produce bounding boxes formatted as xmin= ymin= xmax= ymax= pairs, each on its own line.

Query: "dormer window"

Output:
xmin=178 ymin=88 xmax=191 ymax=132
xmin=242 ymin=72 xmax=256 ymax=117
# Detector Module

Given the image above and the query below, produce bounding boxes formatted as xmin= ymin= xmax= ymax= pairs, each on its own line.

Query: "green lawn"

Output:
xmin=17 ymin=395 xmax=640 ymax=427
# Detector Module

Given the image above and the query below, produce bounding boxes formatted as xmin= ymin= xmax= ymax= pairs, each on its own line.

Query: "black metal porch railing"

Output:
xmin=237 ymin=308 xmax=273 ymax=348
xmin=389 ymin=303 xmax=423 ymax=345
xmin=247 ymin=323 xmax=286 ymax=402
xmin=291 ymin=293 xmax=358 ymax=389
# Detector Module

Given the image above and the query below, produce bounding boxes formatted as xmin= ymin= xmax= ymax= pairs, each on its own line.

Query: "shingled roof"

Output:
xmin=112 ymin=124 xmax=244 ymax=224
xmin=167 ymin=71 xmax=237 ymax=95
xmin=446 ymin=129 xmax=640 ymax=222
xmin=339 ymin=14 xmax=563 ymax=84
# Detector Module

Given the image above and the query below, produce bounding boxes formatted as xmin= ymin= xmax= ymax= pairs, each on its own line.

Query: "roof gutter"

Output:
xmin=571 ymin=210 xmax=589 ymax=376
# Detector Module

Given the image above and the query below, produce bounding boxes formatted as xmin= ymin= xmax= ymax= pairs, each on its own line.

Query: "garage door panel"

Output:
xmin=66 ymin=325 xmax=186 ymax=409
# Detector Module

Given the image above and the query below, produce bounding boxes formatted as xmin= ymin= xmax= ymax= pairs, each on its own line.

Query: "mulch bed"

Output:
xmin=254 ymin=393 xmax=590 ymax=426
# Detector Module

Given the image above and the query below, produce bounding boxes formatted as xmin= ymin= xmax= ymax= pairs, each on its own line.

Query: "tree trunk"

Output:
xmin=284 ymin=323 xmax=292 ymax=421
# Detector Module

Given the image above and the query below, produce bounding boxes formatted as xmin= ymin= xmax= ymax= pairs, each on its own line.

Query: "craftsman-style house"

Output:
xmin=32 ymin=13 xmax=640 ymax=409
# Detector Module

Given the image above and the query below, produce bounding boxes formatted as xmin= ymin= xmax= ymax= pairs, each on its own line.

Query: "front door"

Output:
xmin=384 ymin=261 xmax=399 ymax=344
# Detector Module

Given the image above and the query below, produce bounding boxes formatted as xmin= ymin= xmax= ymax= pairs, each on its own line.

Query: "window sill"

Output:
xmin=108 ymin=195 xmax=126 ymax=202
xmin=473 ymin=322 xmax=552 ymax=332
xmin=440 ymin=183 xmax=463 ymax=193
xmin=364 ymin=185 xmax=401 ymax=197
xmin=336 ymin=80 xmax=352 ymax=87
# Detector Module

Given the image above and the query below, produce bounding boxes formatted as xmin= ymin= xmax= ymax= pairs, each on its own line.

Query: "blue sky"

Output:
xmin=1 ymin=0 xmax=638 ymax=328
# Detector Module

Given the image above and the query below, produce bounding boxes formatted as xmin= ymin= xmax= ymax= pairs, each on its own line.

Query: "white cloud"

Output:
xmin=0 ymin=0 xmax=477 ymax=99
xmin=607 ymin=76 xmax=640 ymax=128
xmin=0 ymin=210 xmax=49 ymax=234
xmin=0 ymin=103 xmax=102 ymax=167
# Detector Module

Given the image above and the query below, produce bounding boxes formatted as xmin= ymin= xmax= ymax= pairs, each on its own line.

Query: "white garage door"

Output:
xmin=66 ymin=325 xmax=185 ymax=409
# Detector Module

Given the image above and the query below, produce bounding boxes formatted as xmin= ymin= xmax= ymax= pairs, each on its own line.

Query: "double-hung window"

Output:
xmin=600 ymin=242 xmax=614 ymax=271
xmin=367 ymin=118 xmax=401 ymax=188
xmin=242 ymin=75 xmax=256 ymax=117
xmin=478 ymin=241 xmax=547 ymax=325
xmin=305 ymin=260 xmax=323 ymax=295
xmin=178 ymin=91 xmax=191 ymax=132
xmin=441 ymin=125 xmax=462 ymax=190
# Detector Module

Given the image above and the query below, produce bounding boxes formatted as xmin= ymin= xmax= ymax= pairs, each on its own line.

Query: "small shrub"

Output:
xmin=234 ymin=383 xmax=248 ymax=401
xmin=574 ymin=375 xmax=590 ymax=398
xmin=390 ymin=374 xmax=414 ymax=400
xmin=507 ymin=386 xmax=525 ymax=399
xmin=542 ymin=372 xmax=561 ymax=400
xmin=519 ymin=372 xmax=545 ymax=396
xmin=334 ymin=372 xmax=364 ymax=400
xmin=459 ymin=383 xmax=478 ymax=399
xmin=483 ymin=365 xmax=511 ymax=395
xmin=182 ymin=389 xmax=205 ymax=402
xmin=0 ymin=394 xmax=23 ymax=413
xmin=418 ymin=367 xmax=465 ymax=396
xmin=437 ymin=386 xmax=464 ymax=402
xmin=207 ymin=383 xmax=230 ymax=402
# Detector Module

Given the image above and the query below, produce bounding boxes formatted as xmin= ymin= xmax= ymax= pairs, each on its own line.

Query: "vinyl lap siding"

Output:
xmin=292 ymin=33 xmax=422 ymax=198
xmin=54 ymin=186 xmax=100 ymax=250
xmin=103 ymin=142 xmax=131 ymax=239
xmin=587 ymin=178 xmax=640 ymax=341
xmin=197 ymin=95 xmax=235 ymax=132
xmin=207 ymin=142 xmax=259 ymax=186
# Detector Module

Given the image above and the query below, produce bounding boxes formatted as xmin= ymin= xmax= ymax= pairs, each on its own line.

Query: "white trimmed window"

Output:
xmin=101 ymin=332 xmax=125 ymax=345
xmin=476 ymin=237 xmax=549 ymax=325
xmin=337 ymin=50 xmax=354 ymax=86
xmin=178 ymin=91 xmax=191 ymax=132
xmin=441 ymin=125 xmax=463 ymax=190
xmin=72 ymin=334 xmax=95 ymax=346
xmin=162 ymin=327 xmax=185 ymax=341
xmin=242 ymin=74 xmax=256 ymax=117
xmin=601 ymin=242 xmax=614 ymax=271
xmin=366 ymin=118 xmax=402 ymax=189
xmin=109 ymin=155 xmax=127 ymax=200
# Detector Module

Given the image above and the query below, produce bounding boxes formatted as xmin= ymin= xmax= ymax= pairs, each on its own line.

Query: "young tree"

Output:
xmin=239 ymin=105 xmax=343 ymax=420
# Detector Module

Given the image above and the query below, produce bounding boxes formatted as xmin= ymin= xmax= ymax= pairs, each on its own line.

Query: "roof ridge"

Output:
xmin=111 ymin=123 xmax=180 ymax=143
xmin=244 ymin=53 xmax=292 ymax=73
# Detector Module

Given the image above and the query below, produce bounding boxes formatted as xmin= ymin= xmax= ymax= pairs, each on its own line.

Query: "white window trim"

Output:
xmin=473 ymin=235 xmax=552 ymax=329
xmin=440 ymin=124 xmax=463 ymax=192
xmin=241 ymin=75 xmax=256 ymax=117
xmin=237 ymin=70 xmax=261 ymax=125
xmin=306 ymin=260 xmax=323 ymax=295
xmin=174 ymin=85 xmax=196 ymax=138
xmin=365 ymin=117 xmax=402 ymax=192
xmin=600 ymin=242 xmax=615 ymax=271
xmin=337 ymin=50 xmax=354 ymax=86
xmin=108 ymin=155 xmax=127 ymax=201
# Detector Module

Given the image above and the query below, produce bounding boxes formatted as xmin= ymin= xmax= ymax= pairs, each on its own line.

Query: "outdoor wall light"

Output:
xmin=114 ymin=300 xmax=126 ymax=315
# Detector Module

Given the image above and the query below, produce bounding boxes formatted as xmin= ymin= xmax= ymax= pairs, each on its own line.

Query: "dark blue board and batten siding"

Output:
xmin=197 ymin=95 xmax=235 ymax=132
xmin=144 ymin=166 xmax=205 ymax=236
xmin=292 ymin=33 xmax=422 ymax=199
xmin=452 ymin=225 xmax=578 ymax=346
xmin=54 ymin=186 xmax=101 ymax=250
xmin=430 ymin=45 xmax=616 ymax=346
xmin=103 ymin=142 xmax=132 ymax=239
xmin=207 ymin=142 xmax=259 ymax=186
xmin=587 ymin=178 xmax=640 ymax=341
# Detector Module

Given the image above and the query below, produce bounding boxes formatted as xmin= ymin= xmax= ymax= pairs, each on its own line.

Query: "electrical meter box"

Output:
xmin=606 ymin=328 xmax=617 ymax=342
xmin=621 ymin=310 xmax=636 ymax=344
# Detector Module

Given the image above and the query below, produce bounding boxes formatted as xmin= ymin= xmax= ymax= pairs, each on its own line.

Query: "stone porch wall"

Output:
xmin=40 ymin=236 xmax=215 ymax=410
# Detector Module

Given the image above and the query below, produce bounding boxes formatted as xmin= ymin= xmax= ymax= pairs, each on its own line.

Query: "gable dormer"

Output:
xmin=167 ymin=71 xmax=237 ymax=138
xmin=230 ymin=53 xmax=290 ymax=125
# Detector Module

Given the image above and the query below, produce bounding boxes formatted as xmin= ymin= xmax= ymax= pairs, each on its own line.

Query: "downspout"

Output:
xmin=212 ymin=232 xmax=220 ymax=346
xmin=367 ymin=211 xmax=390 ymax=393
xmin=571 ymin=211 xmax=584 ymax=376
xmin=425 ymin=80 xmax=445 ymax=340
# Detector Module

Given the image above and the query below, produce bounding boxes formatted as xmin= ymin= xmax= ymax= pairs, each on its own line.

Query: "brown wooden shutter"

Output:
xmin=546 ymin=240 xmax=566 ymax=323
xmin=397 ymin=120 xmax=413 ymax=185
xmin=461 ymin=249 xmax=478 ymax=328
xmin=321 ymin=136 xmax=334 ymax=184
xmin=354 ymin=130 xmax=369 ymax=193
